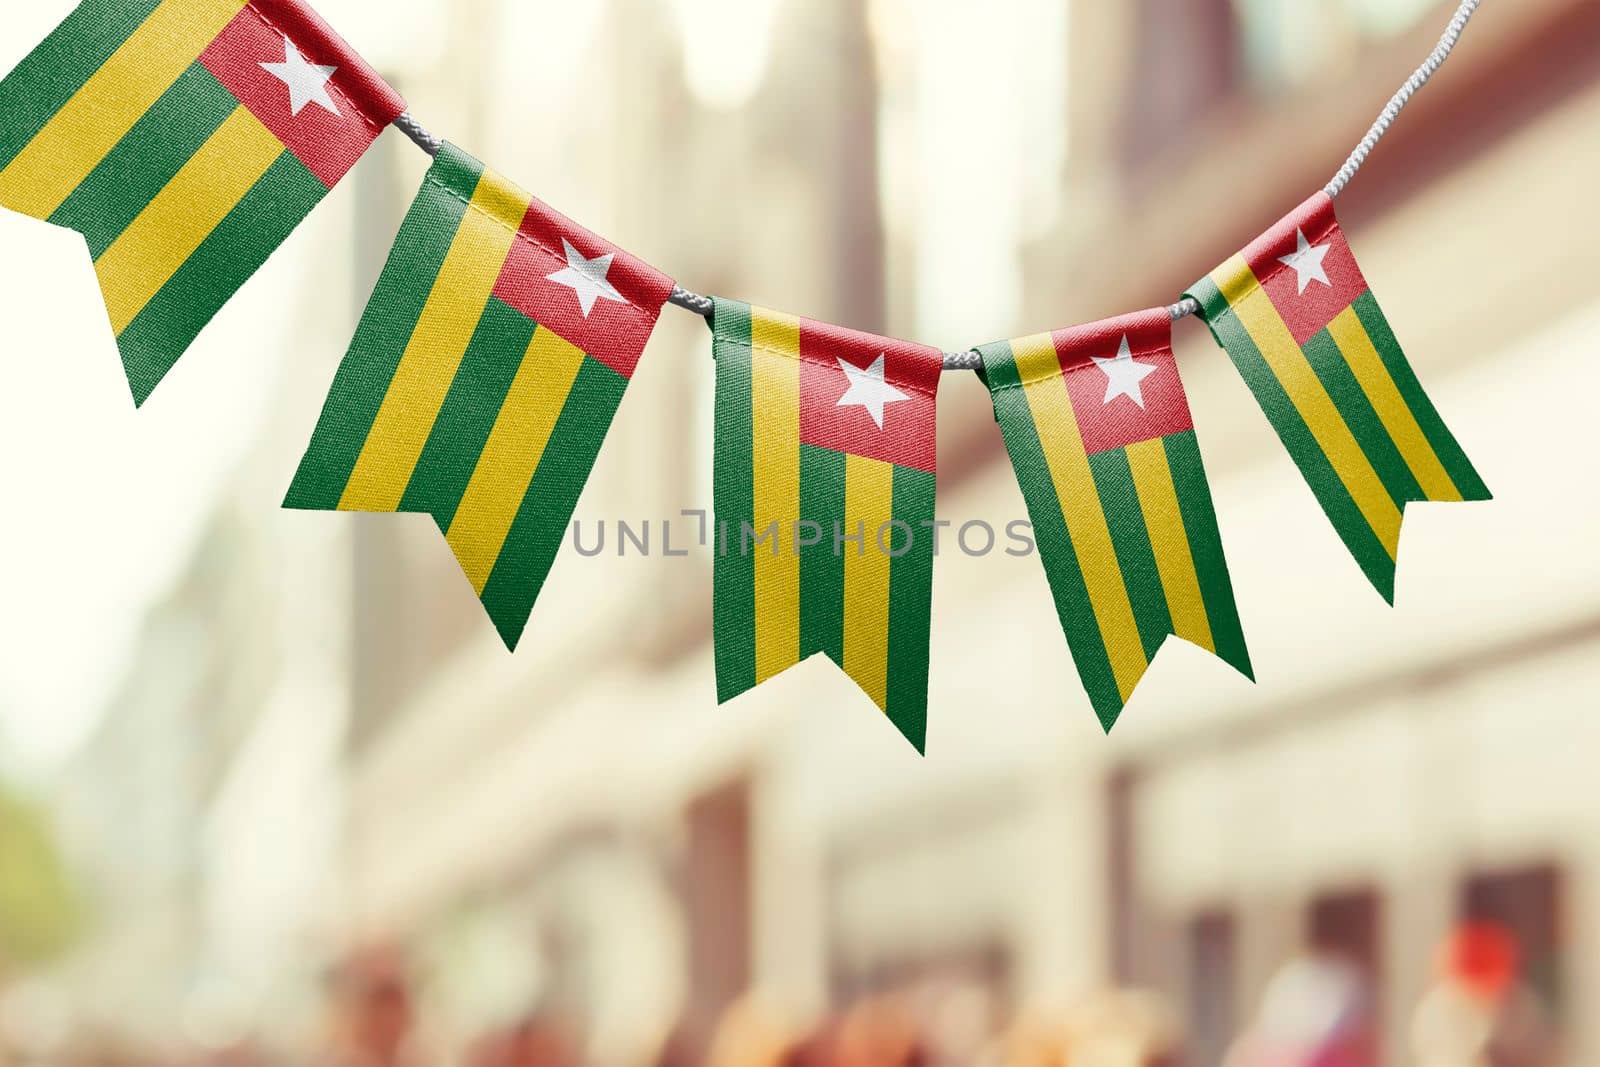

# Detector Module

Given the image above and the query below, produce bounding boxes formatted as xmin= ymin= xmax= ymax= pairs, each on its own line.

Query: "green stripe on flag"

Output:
xmin=399 ymin=297 xmax=537 ymax=528
xmin=117 ymin=149 xmax=326 ymax=405
xmin=1302 ymin=325 xmax=1424 ymax=508
xmin=1088 ymin=448 xmax=1171 ymax=662
xmin=712 ymin=299 xmax=757 ymax=700
xmin=1204 ymin=305 xmax=1398 ymax=602
xmin=1163 ymin=431 xmax=1253 ymax=680
xmin=798 ymin=443 xmax=846 ymax=667
xmin=885 ymin=463 xmax=935 ymax=753
xmin=1351 ymin=291 xmax=1491 ymax=501
xmin=50 ymin=63 xmax=237 ymax=259
xmin=426 ymin=142 xmax=487 ymax=199
xmin=979 ymin=341 xmax=1125 ymax=722
xmin=1186 ymin=275 xmax=1231 ymax=325
xmin=0 ymin=0 xmax=166 ymax=170
xmin=284 ymin=151 xmax=479 ymax=508
xmin=479 ymin=356 xmax=627 ymax=650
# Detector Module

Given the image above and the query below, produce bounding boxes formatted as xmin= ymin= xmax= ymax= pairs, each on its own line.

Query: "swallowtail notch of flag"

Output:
xmin=1188 ymin=192 xmax=1491 ymax=602
xmin=978 ymin=310 xmax=1252 ymax=731
xmin=0 ymin=0 xmax=405 ymax=405
xmin=285 ymin=143 xmax=675 ymax=650
xmin=712 ymin=300 xmax=942 ymax=753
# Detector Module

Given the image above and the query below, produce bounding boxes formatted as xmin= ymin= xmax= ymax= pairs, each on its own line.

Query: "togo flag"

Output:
xmin=978 ymin=310 xmax=1251 ymax=731
xmin=285 ymin=143 xmax=675 ymax=649
xmin=1189 ymin=192 xmax=1490 ymax=601
xmin=712 ymin=300 xmax=942 ymax=753
xmin=0 ymin=0 xmax=405 ymax=404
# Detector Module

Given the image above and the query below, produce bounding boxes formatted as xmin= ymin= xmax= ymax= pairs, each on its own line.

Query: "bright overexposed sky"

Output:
xmin=0 ymin=206 xmax=284 ymax=774
xmin=0 ymin=3 xmax=294 ymax=775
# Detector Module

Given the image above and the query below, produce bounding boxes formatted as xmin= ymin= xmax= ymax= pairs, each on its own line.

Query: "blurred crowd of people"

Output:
xmin=1222 ymin=926 xmax=1557 ymax=1067
xmin=0 ymin=924 xmax=1560 ymax=1067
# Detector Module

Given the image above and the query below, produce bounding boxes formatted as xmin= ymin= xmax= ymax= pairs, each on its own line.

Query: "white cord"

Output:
xmin=394 ymin=112 xmax=442 ymax=156
xmin=392 ymin=0 xmax=1486 ymax=364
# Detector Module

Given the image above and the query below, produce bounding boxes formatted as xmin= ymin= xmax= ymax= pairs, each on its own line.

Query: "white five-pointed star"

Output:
xmin=1278 ymin=229 xmax=1333 ymax=294
xmin=546 ymin=239 xmax=627 ymax=317
xmin=1091 ymin=335 xmax=1160 ymax=409
xmin=837 ymin=353 xmax=910 ymax=430
xmin=260 ymin=36 xmax=340 ymax=117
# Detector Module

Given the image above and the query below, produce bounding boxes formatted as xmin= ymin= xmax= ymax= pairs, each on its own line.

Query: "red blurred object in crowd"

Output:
xmin=467 ymin=1015 xmax=579 ymax=1067
xmin=1440 ymin=922 xmax=1521 ymax=1002
xmin=329 ymin=944 xmax=416 ymax=1067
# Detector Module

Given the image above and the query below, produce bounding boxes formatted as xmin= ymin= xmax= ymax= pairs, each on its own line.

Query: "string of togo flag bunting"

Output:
xmin=0 ymin=0 xmax=1491 ymax=751
xmin=391 ymin=0 xmax=1484 ymax=366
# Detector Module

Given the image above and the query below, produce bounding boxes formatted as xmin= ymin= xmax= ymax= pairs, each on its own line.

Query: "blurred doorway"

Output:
xmin=1185 ymin=909 xmax=1238 ymax=1067
xmin=1308 ymin=886 xmax=1383 ymax=992
xmin=1462 ymin=864 xmax=1565 ymax=1017
xmin=680 ymin=779 xmax=753 ymax=1057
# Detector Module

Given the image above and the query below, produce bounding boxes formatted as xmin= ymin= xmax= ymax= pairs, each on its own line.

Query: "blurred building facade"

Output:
xmin=10 ymin=0 xmax=1600 ymax=1063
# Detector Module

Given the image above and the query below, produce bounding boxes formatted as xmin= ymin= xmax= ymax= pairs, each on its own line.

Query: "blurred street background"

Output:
xmin=1 ymin=0 xmax=1598 ymax=1063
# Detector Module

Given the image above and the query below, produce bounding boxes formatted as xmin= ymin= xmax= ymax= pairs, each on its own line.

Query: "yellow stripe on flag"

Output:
xmin=750 ymin=307 xmax=802 ymax=685
xmin=340 ymin=171 xmax=530 ymax=513
xmin=1217 ymin=253 xmax=1262 ymax=308
xmin=1327 ymin=305 xmax=1462 ymax=503
xmin=1219 ymin=256 xmax=1404 ymax=559
xmin=1012 ymin=333 xmax=1147 ymax=702
xmin=94 ymin=104 xmax=280 ymax=334
xmin=446 ymin=326 xmax=587 ymax=593
xmin=0 ymin=0 xmax=247 ymax=219
xmin=842 ymin=453 xmax=894 ymax=711
xmin=1125 ymin=437 xmax=1215 ymax=655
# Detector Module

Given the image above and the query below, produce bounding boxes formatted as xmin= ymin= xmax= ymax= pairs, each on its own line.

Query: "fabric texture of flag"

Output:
xmin=1188 ymin=192 xmax=1490 ymax=601
xmin=0 ymin=0 xmax=406 ymax=404
xmin=285 ymin=142 xmax=675 ymax=649
xmin=978 ymin=310 xmax=1252 ymax=731
xmin=712 ymin=299 xmax=942 ymax=753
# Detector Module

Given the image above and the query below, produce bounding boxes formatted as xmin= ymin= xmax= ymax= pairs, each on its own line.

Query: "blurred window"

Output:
xmin=1121 ymin=0 xmax=1242 ymax=170
xmin=1117 ymin=0 xmax=1453 ymax=173
xmin=1186 ymin=910 xmax=1237 ymax=1067
xmin=832 ymin=942 xmax=1010 ymax=1006
xmin=1107 ymin=769 xmax=1139 ymax=983
xmin=1343 ymin=0 xmax=1451 ymax=36
xmin=1462 ymin=865 xmax=1564 ymax=1015
xmin=1232 ymin=0 xmax=1442 ymax=89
